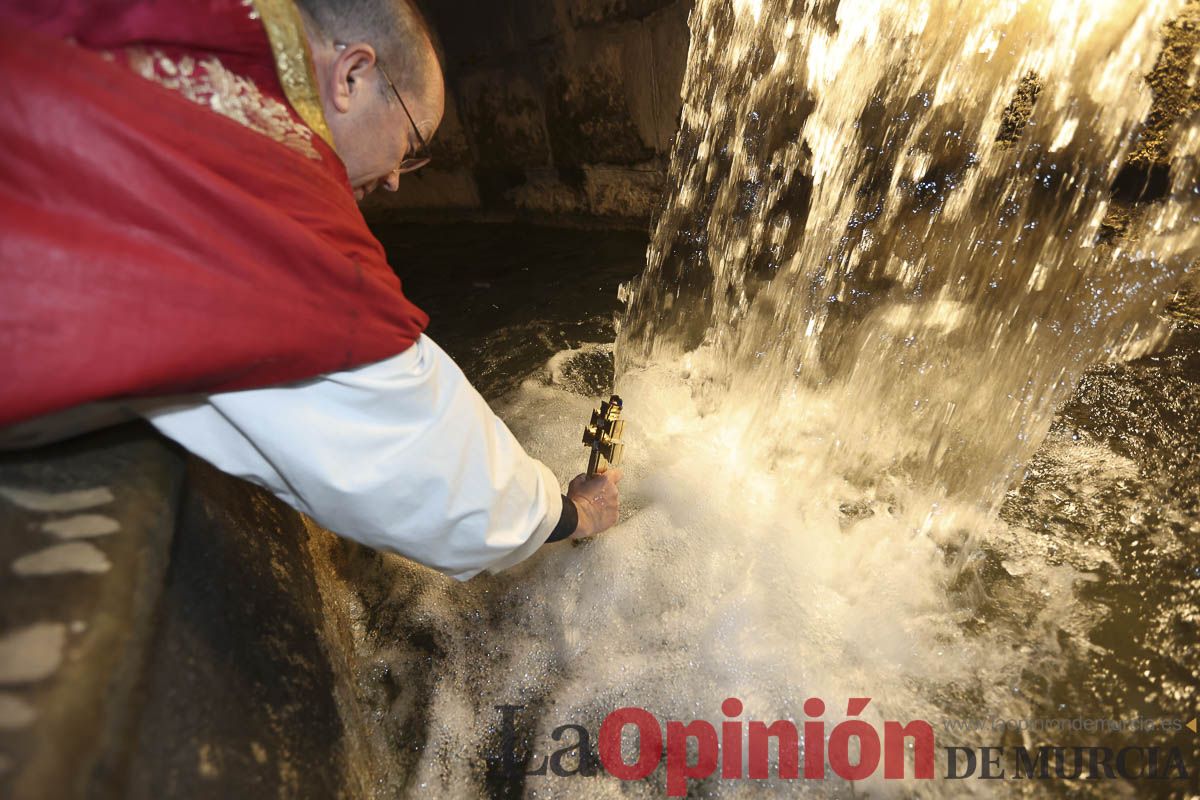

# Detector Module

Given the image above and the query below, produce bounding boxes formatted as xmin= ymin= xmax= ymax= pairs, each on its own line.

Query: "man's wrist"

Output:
xmin=546 ymin=494 xmax=579 ymax=543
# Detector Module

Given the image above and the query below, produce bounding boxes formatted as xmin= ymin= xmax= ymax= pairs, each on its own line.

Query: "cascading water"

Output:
xmin=350 ymin=2 xmax=1200 ymax=798
xmin=619 ymin=0 xmax=1197 ymax=506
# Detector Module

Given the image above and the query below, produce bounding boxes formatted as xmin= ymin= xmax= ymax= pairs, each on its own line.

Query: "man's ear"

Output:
xmin=330 ymin=43 xmax=378 ymax=114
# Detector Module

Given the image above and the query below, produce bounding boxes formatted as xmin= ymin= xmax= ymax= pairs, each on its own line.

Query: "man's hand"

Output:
xmin=566 ymin=468 xmax=623 ymax=539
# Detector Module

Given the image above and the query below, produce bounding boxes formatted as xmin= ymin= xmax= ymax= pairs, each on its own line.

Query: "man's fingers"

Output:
xmin=570 ymin=469 xmax=623 ymax=485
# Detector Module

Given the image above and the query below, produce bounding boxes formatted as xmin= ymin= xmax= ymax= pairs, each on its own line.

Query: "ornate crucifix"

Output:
xmin=582 ymin=395 xmax=625 ymax=478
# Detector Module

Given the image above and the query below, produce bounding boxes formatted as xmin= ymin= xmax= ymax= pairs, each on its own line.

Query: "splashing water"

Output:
xmin=357 ymin=2 xmax=1200 ymax=797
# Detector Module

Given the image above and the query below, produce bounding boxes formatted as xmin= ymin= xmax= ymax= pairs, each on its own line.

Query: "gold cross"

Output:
xmin=582 ymin=395 xmax=625 ymax=478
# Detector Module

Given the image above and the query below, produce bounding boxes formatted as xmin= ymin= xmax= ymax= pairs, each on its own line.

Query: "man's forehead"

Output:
xmin=411 ymin=49 xmax=445 ymax=134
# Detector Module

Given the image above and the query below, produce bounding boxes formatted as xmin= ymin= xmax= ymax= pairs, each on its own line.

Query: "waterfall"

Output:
xmin=619 ymin=0 xmax=1198 ymax=505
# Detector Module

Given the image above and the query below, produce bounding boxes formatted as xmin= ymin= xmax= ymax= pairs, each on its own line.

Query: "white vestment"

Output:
xmin=13 ymin=335 xmax=562 ymax=581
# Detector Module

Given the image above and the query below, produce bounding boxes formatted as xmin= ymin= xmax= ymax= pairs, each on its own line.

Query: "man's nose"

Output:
xmin=384 ymin=171 xmax=401 ymax=192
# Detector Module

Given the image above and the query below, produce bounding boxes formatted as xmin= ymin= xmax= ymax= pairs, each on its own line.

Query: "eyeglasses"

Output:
xmin=376 ymin=61 xmax=432 ymax=174
xmin=334 ymin=43 xmax=432 ymax=175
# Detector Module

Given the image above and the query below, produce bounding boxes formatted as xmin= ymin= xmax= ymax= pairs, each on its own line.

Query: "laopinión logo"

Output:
xmin=488 ymin=699 xmax=1195 ymax=797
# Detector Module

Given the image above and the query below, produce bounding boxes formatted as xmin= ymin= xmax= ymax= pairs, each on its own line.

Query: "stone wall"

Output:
xmin=362 ymin=0 xmax=693 ymax=228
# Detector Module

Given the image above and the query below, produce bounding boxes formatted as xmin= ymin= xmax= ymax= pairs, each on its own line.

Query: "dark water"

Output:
xmin=374 ymin=223 xmax=646 ymax=401
xmin=992 ymin=300 xmax=1200 ymax=791
xmin=366 ymin=222 xmax=1198 ymax=798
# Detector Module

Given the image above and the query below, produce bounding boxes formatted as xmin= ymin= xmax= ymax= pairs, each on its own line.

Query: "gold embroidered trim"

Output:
xmin=250 ymin=0 xmax=335 ymax=149
xmin=126 ymin=48 xmax=321 ymax=160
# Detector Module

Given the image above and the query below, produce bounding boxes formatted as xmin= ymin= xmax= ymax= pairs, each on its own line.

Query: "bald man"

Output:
xmin=297 ymin=0 xmax=445 ymax=200
xmin=0 ymin=0 xmax=622 ymax=580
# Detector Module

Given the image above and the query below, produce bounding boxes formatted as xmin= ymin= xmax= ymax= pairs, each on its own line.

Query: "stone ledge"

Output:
xmin=0 ymin=425 xmax=368 ymax=799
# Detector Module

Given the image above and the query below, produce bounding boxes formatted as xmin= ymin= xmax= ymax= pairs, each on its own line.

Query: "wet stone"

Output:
xmin=0 ymin=694 xmax=36 ymax=731
xmin=0 ymin=624 xmax=66 ymax=684
xmin=41 ymin=514 xmax=121 ymax=540
xmin=12 ymin=543 xmax=111 ymax=576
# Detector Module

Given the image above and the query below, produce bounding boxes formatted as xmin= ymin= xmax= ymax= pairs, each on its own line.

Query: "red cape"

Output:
xmin=0 ymin=1 xmax=429 ymax=428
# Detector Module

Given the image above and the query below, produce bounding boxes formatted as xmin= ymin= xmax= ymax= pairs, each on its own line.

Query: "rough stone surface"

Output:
xmin=543 ymin=29 xmax=656 ymax=166
xmin=0 ymin=426 xmax=181 ymax=800
xmin=458 ymin=69 xmax=553 ymax=169
xmin=122 ymin=459 xmax=361 ymax=800
xmin=370 ymin=0 xmax=695 ymax=226
xmin=582 ymin=164 xmax=667 ymax=218
xmin=995 ymin=72 xmax=1042 ymax=146
xmin=1095 ymin=0 xmax=1200 ymax=244
xmin=1127 ymin=1 xmax=1200 ymax=170
xmin=505 ymin=171 xmax=588 ymax=216
xmin=0 ymin=426 xmax=370 ymax=800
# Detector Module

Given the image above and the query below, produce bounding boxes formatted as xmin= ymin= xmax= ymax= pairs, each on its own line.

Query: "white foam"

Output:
xmin=387 ymin=356 xmax=1119 ymax=797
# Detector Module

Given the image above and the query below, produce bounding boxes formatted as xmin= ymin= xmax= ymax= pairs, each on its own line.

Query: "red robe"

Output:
xmin=0 ymin=0 xmax=429 ymax=428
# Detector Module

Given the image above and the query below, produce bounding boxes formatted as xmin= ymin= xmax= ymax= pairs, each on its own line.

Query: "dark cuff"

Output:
xmin=546 ymin=495 xmax=578 ymax=543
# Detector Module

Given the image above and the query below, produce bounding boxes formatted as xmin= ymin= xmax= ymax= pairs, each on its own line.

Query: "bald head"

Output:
xmin=297 ymin=0 xmax=445 ymax=196
xmin=297 ymin=0 xmax=442 ymax=126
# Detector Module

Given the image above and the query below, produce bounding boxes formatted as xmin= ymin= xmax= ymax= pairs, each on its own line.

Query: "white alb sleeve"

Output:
xmin=139 ymin=335 xmax=563 ymax=581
